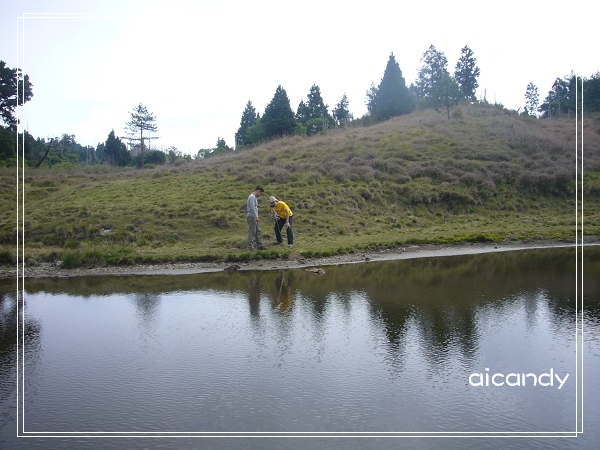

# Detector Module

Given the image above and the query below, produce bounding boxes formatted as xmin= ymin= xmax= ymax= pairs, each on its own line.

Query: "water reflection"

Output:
xmin=0 ymin=290 xmax=42 ymax=436
xmin=271 ymin=272 xmax=295 ymax=313
xmin=6 ymin=247 xmax=599 ymax=370
xmin=132 ymin=293 xmax=161 ymax=340
xmin=0 ymin=247 xmax=598 ymax=448
xmin=246 ymin=274 xmax=261 ymax=320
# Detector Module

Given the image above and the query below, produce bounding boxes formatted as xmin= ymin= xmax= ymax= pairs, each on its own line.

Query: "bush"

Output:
xmin=264 ymin=167 xmax=290 ymax=184
xmin=131 ymin=150 xmax=166 ymax=168
xmin=0 ymin=248 xmax=15 ymax=265
xmin=64 ymin=238 xmax=80 ymax=249
xmin=60 ymin=251 xmax=81 ymax=269
xmin=517 ymin=170 xmax=573 ymax=195
xmin=81 ymin=249 xmax=105 ymax=265
xmin=211 ymin=214 xmax=230 ymax=228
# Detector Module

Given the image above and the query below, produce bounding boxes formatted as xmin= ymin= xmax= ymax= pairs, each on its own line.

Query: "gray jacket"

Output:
xmin=247 ymin=193 xmax=259 ymax=218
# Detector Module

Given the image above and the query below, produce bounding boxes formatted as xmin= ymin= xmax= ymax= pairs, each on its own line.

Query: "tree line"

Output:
xmin=1 ymin=47 xmax=600 ymax=167
xmin=233 ymin=45 xmax=482 ymax=150
xmin=232 ymin=44 xmax=600 ymax=153
xmin=0 ymin=90 xmax=190 ymax=168
xmin=524 ymin=72 xmax=600 ymax=118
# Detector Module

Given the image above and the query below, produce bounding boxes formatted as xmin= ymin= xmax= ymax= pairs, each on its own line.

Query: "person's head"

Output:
xmin=254 ymin=186 xmax=264 ymax=197
xmin=268 ymin=196 xmax=278 ymax=207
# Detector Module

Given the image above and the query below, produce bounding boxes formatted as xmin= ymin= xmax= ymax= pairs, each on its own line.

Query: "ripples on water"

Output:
xmin=1 ymin=247 xmax=599 ymax=449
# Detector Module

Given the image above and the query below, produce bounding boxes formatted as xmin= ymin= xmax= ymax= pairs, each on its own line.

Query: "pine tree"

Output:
xmin=105 ymin=129 xmax=130 ymax=166
xmin=262 ymin=85 xmax=297 ymax=139
xmin=365 ymin=83 xmax=378 ymax=114
xmin=524 ymin=83 xmax=539 ymax=117
xmin=417 ymin=45 xmax=447 ymax=107
xmin=246 ymin=116 xmax=265 ymax=144
xmin=209 ymin=136 xmax=232 ymax=157
xmin=306 ymin=85 xmax=328 ymax=119
xmin=296 ymin=85 xmax=333 ymax=135
xmin=585 ymin=72 xmax=600 ymax=112
xmin=235 ymin=100 xmax=258 ymax=147
xmin=437 ymin=73 xmax=463 ymax=119
xmin=371 ymin=53 xmax=413 ymax=121
xmin=539 ymin=75 xmax=582 ymax=118
xmin=123 ymin=103 xmax=157 ymax=166
xmin=333 ymin=93 xmax=352 ymax=126
xmin=417 ymin=45 xmax=461 ymax=116
xmin=454 ymin=46 xmax=480 ymax=101
xmin=296 ymin=100 xmax=310 ymax=124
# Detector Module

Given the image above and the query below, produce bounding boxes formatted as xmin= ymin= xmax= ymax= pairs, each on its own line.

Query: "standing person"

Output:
xmin=268 ymin=196 xmax=294 ymax=247
xmin=247 ymin=186 xmax=265 ymax=250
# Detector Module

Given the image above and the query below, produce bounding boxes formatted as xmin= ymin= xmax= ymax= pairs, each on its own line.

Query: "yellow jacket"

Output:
xmin=270 ymin=200 xmax=293 ymax=220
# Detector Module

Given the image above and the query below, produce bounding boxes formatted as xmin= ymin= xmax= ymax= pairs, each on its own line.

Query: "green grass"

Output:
xmin=1 ymin=103 xmax=599 ymax=268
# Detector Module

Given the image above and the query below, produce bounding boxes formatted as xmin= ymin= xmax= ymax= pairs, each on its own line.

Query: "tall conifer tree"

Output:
xmin=296 ymin=84 xmax=333 ymax=135
xmin=416 ymin=45 xmax=448 ymax=107
xmin=417 ymin=46 xmax=461 ymax=117
xmin=235 ymin=100 xmax=258 ymax=147
xmin=333 ymin=93 xmax=352 ymax=126
xmin=262 ymin=85 xmax=296 ymax=139
xmin=454 ymin=45 xmax=480 ymax=101
xmin=105 ymin=129 xmax=130 ymax=166
xmin=371 ymin=53 xmax=413 ymax=121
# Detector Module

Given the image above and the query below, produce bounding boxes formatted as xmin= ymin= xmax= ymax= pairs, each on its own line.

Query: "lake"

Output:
xmin=1 ymin=246 xmax=599 ymax=449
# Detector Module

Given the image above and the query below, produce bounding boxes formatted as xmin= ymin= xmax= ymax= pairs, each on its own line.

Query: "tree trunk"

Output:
xmin=140 ymin=129 xmax=144 ymax=167
xmin=35 ymin=142 xmax=52 ymax=168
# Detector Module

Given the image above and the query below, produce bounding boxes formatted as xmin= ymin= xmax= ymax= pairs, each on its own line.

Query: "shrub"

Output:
xmin=0 ymin=248 xmax=15 ymax=265
xmin=60 ymin=251 xmax=81 ymax=269
xmin=131 ymin=150 xmax=166 ymax=167
xmin=409 ymin=163 xmax=457 ymax=183
xmin=517 ymin=170 xmax=573 ymax=195
xmin=264 ymin=167 xmax=290 ymax=184
xmin=211 ymin=214 xmax=230 ymax=228
xmin=64 ymin=238 xmax=80 ymax=249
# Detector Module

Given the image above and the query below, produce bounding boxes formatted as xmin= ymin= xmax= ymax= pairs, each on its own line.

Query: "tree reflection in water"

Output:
xmin=132 ymin=293 xmax=161 ymax=342
xmin=0 ymin=290 xmax=42 ymax=437
xmin=11 ymin=247 xmax=600 ymax=377
xmin=1 ymin=246 xmax=599 ymax=445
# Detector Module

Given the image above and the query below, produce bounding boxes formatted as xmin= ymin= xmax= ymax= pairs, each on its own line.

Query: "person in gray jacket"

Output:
xmin=247 ymin=186 xmax=265 ymax=250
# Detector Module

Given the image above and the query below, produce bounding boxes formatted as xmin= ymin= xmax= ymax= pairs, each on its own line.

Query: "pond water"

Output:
xmin=1 ymin=247 xmax=599 ymax=450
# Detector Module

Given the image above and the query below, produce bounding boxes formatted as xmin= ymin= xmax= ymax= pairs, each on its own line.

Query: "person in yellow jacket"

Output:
xmin=268 ymin=196 xmax=294 ymax=247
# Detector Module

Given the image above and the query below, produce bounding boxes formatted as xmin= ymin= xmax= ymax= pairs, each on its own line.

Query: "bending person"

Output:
xmin=268 ymin=196 xmax=294 ymax=247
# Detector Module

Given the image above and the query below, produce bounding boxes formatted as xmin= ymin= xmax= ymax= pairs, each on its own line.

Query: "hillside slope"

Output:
xmin=2 ymin=103 xmax=599 ymax=266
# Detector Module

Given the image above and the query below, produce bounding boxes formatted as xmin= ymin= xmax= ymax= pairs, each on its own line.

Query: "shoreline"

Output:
xmin=4 ymin=238 xmax=598 ymax=279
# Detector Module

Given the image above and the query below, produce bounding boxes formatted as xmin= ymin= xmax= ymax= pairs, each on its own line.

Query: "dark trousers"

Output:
xmin=274 ymin=217 xmax=293 ymax=245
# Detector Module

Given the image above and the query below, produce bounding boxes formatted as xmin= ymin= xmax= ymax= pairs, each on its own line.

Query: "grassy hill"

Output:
xmin=1 ymin=103 xmax=599 ymax=268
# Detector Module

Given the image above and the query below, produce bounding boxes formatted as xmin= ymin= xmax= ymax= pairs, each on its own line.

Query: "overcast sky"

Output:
xmin=1 ymin=0 xmax=597 ymax=154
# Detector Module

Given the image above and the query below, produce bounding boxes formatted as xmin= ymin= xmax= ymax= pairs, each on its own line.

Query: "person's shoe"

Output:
xmin=273 ymin=241 xmax=283 ymax=245
xmin=287 ymin=244 xmax=293 ymax=248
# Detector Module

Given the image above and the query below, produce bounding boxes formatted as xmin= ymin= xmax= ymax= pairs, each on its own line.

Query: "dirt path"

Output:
xmin=4 ymin=238 xmax=597 ymax=280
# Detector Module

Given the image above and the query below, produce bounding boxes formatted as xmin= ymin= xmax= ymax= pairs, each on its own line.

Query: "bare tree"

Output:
xmin=123 ymin=103 xmax=157 ymax=167
xmin=524 ymin=83 xmax=539 ymax=117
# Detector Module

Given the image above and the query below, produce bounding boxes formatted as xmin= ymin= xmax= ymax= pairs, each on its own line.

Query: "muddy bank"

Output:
xmin=3 ymin=238 xmax=597 ymax=280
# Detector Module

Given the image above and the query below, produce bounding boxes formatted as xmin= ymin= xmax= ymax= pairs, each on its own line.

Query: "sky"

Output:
xmin=1 ymin=0 xmax=598 ymax=155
